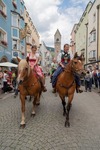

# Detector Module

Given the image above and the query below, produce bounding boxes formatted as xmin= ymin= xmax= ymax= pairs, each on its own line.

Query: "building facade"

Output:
xmin=24 ymin=7 xmax=40 ymax=54
xmin=75 ymin=2 xmax=92 ymax=64
xmin=0 ymin=0 xmax=25 ymax=62
xmin=88 ymin=0 xmax=100 ymax=63
xmin=39 ymin=41 xmax=52 ymax=73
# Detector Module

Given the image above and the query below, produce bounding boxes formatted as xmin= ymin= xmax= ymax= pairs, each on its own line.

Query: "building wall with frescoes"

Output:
xmin=0 ymin=0 xmax=25 ymax=62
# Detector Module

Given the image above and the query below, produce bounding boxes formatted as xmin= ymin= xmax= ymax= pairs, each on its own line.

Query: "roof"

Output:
xmin=46 ymin=46 xmax=55 ymax=52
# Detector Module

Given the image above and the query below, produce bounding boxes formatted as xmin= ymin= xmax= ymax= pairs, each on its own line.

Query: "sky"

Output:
xmin=24 ymin=0 xmax=94 ymax=49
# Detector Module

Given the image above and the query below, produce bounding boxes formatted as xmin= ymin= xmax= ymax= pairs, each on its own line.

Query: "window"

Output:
xmin=89 ymin=50 xmax=96 ymax=58
xmin=0 ymin=28 xmax=7 ymax=46
xmin=12 ymin=27 xmax=19 ymax=38
xmin=89 ymin=30 xmax=96 ymax=43
xmin=12 ymin=39 xmax=19 ymax=50
xmin=20 ymin=45 xmax=24 ymax=54
xmin=93 ymin=50 xmax=96 ymax=57
xmin=12 ymin=14 xmax=19 ymax=27
xmin=20 ymin=0 xmax=24 ymax=5
xmin=56 ymin=38 xmax=59 ymax=42
xmin=12 ymin=51 xmax=18 ymax=57
xmin=0 ymin=1 xmax=7 ymax=18
xmin=26 ymin=36 xmax=30 ymax=43
xmin=93 ymin=13 xmax=96 ymax=22
xmin=12 ymin=0 xmax=17 ymax=9
xmin=93 ymin=31 xmax=96 ymax=41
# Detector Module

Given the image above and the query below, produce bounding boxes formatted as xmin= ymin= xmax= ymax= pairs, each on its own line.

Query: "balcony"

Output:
xmin=88 ymin=57 xmax=96 ymax=61
xmin=0 ymin=10 xmax=7 ymax=18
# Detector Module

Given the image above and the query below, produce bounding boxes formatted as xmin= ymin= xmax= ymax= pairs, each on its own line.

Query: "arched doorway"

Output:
xmin=0 ymin=56 xmax=8 ymax=62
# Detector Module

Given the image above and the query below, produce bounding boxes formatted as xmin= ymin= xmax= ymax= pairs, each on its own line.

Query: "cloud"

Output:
xmin=24 ymin=0 xmax=93 ymax=49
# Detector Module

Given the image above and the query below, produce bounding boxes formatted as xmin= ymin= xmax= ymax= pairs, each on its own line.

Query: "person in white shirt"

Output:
xmin=3 ymin=70 xmax=8 ymax=93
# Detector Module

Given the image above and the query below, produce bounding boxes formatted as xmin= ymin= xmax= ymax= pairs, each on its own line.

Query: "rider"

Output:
xmin=50 ymin=57 xmax=58 ymax=82
xmin=27 ymin=44 xmax=47 ymax=92
xmin=51 ymin=43 xmax=83 ymax=93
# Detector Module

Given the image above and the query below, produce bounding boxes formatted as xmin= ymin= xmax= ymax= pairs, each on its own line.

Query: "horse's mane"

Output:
xmin=18 ymin=59 xmax=30 ymax=77
xmin=64 ymin=60 xmax=73 ymax=72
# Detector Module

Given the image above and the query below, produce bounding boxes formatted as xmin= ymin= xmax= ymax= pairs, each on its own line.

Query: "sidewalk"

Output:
xmin=82 ymin=85 xmax=100 ymax=95
xmin=0 ymin=89 xmax=14 ymax=100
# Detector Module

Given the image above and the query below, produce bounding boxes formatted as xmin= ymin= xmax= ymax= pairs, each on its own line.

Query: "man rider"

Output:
xmin=51 ymin=43 xmax=83 ymax=93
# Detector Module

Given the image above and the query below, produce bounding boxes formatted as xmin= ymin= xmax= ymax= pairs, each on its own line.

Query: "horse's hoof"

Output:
xmin=20 ymin=124 xmax=26 ymax=128
xmin=14 ymin=95 xmax=16 ymax=98
xmin=68 ymin=122 xmax=70 ymax=127
xmin=65 ymin=121 xmax=70 ymax=127
xmin=63 ymin=112 xmax=66 ymax=116
xmin=36 ymin=103 xmax=40 ymax=106
xmin=31 ymin=113 xmax=35 ymax=117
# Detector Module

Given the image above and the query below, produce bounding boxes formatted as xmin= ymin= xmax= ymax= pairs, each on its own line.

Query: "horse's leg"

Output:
xmin=65 ymin=95 xmax=73 ymax=127
xmin=31 ymin=95 xmax=37 ymax=116
xmin=36 ymin=91 xmax=42 ymax=105
xmin=29 ymin=96 xmax=31 ymax=102
xmin=20 ymin=94 xmax=26 ymax=127
xmin=60 ymin=96 xmax=66 ymax=116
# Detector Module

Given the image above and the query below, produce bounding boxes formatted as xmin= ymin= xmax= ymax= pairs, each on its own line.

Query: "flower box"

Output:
xmin=12 ymin=1 xmax=17 ymax=9
xmin=21 ymin=52 xmax=25 ymax=55
xmin=1 ymin=40 xmax=8 ymax=46
xmin=0 ymin=10 xmax=7 ymax=18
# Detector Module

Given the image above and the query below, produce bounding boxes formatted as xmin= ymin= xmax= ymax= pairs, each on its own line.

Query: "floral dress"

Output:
xmin=27 ymin=52 xmax=44 ymax=77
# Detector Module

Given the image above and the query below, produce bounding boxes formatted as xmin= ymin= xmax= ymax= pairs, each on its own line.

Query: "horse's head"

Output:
xmin=18 ymin=59 xmax=30 ymax=84
xmin=71 ymin=52 xmax=84 ymax=76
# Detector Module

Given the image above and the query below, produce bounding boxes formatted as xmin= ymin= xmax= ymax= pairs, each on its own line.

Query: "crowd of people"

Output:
xmin=0 ymin=67 xmax=17 ymax=94
xmin=83 ymin=67 xmax=100 ymax=92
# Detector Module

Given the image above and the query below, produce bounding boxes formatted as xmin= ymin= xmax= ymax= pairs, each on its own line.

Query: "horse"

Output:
xmin=55 ymin=52 xmax=84 ymax=127
xmin=17 ymin=58 xmax=42 ymax=127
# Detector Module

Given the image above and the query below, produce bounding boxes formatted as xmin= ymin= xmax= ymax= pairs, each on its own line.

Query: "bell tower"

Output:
xmin=54 ymin=29 xmax=61 ymax=58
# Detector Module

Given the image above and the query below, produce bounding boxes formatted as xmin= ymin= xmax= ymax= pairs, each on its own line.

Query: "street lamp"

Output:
xmin=85 ymin=22 xmax=88 ymax=65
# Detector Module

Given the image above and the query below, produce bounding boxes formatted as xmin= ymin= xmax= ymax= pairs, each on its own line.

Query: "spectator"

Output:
xmin=97 ymin=69 xmax=100 ymax=93
xmin=84 ymin=70 xmax=92 ymax=92
xmin=2 ymin=70 xmax=8 ymax=93
xmin=92 ymin=68 xmax=98 ymax=88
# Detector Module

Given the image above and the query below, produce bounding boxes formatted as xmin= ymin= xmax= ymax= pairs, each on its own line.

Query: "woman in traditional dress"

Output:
xmin=27 ymin=45 xmax=47 ymax=92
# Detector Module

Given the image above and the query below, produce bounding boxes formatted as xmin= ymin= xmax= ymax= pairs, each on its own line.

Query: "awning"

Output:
xmin=0 ymin=62 xmax=18 ymax=67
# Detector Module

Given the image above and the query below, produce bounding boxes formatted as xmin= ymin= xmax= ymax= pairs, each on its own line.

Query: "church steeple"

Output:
xmin=54 ymin=29 xmax=61 ymax=58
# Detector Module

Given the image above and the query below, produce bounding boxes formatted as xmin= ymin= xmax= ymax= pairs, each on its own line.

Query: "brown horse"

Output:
xmin=17 ymin=58 xmax=42 ymax=127
xmin=56 ymin=52 xmax=84 ymax=127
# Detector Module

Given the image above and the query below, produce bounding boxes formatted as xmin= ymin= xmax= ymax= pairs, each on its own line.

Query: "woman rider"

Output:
xmin=27 ymin=44 xmax=47 ymax=92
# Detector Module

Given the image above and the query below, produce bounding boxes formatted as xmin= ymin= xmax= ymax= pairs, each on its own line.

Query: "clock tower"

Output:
xmin=54 ymin=29 xmax=61 ymax=59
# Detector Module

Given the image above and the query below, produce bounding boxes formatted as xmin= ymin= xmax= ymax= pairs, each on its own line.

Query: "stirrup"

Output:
xmin=42 ymin=87 xmax=47 ymax=92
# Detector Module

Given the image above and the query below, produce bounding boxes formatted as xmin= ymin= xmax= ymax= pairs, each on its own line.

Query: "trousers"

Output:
xmin=52 ymin=65 xmax=81 ymax=88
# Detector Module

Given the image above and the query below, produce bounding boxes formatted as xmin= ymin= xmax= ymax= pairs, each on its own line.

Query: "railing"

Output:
xmin=84 ymin=60 xmax=100 ymax=69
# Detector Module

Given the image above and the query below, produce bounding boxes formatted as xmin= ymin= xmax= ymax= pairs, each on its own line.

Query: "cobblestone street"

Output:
xmin=0 ymin=77 xmax=100 ymax=150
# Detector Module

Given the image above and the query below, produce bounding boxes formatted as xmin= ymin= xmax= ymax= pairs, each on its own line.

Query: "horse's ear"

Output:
xmin=79 ymin=53 xmax=84 ymax=61
xmin=16 ymin=57 xmax=21 ymax=62
xmin=26 ymin=57 xmax=29 ymax=63
xmin=74 ymin=52 xmax=78 ymax=58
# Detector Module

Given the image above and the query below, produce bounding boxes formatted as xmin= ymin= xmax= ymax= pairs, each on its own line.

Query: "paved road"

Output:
xmin=0 ymin=77 xmax=100 ymax=150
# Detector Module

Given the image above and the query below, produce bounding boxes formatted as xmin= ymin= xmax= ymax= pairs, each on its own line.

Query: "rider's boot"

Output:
xmin=40 ymin=77 xmax=47 ymax=92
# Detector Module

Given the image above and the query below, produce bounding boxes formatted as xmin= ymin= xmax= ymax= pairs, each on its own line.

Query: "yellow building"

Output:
xmin=24 ymin=7 xmax=40 ymax=54
xmin=75 ymin=2 xmax=92 ymax=64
